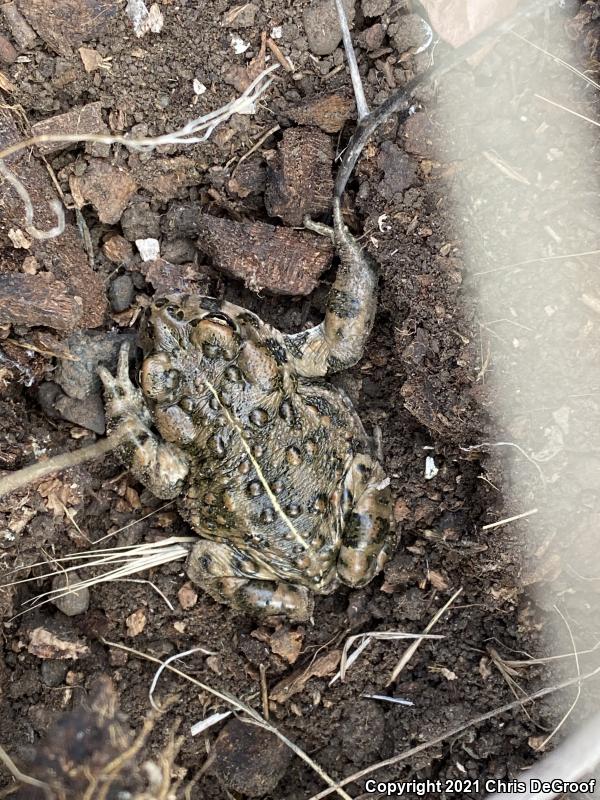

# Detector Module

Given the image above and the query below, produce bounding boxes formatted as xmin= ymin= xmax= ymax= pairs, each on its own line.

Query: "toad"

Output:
xmin=98 ymin=202 xmax=394 ymax=621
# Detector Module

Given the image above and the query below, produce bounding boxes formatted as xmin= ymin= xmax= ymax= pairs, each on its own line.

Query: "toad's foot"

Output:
xmin=187 ymin=540 xmax=314 ymax=622
xmin=99 ymin=343 xmax=189 ymax=500
xmin=337 ymin=455 xmax=394 ymax=587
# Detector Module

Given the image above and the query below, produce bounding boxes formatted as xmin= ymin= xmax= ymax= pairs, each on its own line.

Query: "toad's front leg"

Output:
xmin=98 ymin=344 xmax=189 ymax=499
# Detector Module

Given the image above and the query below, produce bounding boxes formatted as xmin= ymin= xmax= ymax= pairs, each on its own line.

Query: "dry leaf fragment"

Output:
xmin=270 ymin=649 xmax=341 ymax=703
xmin=0 ymin=70 xmax=15 ymax=92
xmin=28 ymin=627 xmax=90 ymax=660
xmin=269 ymin=627 xmax=304 ymax=664
xmin=125 ymin=608 xmax=146 ymax=636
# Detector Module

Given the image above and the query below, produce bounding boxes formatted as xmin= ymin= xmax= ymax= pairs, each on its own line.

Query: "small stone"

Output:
xmin=212 ymin=718 xmax=292 ymax=797
xmin=30 ymin=102 xmax=107 ymax=156
xmin=78 ymin=46 xmax=105 ymax=72
xmin=177 ymin=582 xmax=198 ymax=610
xmin=55 ymin=331 xmax=136 ymax=400
xmin=102 ymin=235 xmax=133 ymax=264
xmin=54 ymin=391 xmax=106 ymax=434
xmin=361 ymin=0 xmax=390 ymax=16
xmin=51 ymin=571 xmax=90 ymax=616
xmin=359 ymin=22 xmax=385 ymax=50
xmin=303 ymin=0 xmax=355 ymax=56
xmin=161 ymin=237 xmax=196 ymax=264
xmin=121 ymin=202 xmax=161 ymax=241
xmin=377 ymin=141 xmax=418 ymax=200
xmin=0 ymin=3 xmax=36 ymax=49
xmin=0 ymin=33 xmax=17 ymax=63
xmin=136 ymin=237 xmax=160 ymax=261
xmin=388 ymin=13 xmax=433 ymax=55
xmin=108 ymin=274 xmax=135 ymax=313
xmin=40 ymin=659 xmax=68 ymax=687
xmin=125 ymin=608 xmax=146 ymax=636
xmin=69 ymin=160 xmax=137 ymax=225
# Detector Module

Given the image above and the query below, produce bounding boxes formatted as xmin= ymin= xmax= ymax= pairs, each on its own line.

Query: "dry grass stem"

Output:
xmin=535 ymin=606 xmax=581 ymax=751
xmin=474 ymin=248 xmax=600 ymax=277
xmin=535 ymin=93 xmax=600 ymax=128
xmin=102 ymin=638 xmax=354 ymax=800
xmin=511 ymin=31 xmax=600 ymax=91
xmin=330 ymin=630 xmax=443 ymax=686
xmin=387 ymin=588 xmax=463 ymax=685
xmin=149 ymin=647 xmax=218 ymax=710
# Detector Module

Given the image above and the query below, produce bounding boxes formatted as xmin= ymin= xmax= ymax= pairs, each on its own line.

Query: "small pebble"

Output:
xmin=0 ymin=33 xmax=17 ymax=63
xmin=51 ymin=571 xmax=90 ymax=617
xmin=41 ymin=659 xmax=68 ymax=687
xmin=303 ymin=0 xmax=355 ymax=56
xmin=108 ymin=274 xmax=135 ymax=312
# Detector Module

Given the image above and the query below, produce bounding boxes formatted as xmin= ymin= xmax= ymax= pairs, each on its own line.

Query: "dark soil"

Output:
xmin=1 ymin=1 xmax=599 ymax=798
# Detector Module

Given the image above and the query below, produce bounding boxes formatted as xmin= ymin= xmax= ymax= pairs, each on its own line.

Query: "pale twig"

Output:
xmin=535 ymin=93 xmax=600 ymax=128
xmin=535 ymin=606 xmax=581 ymax=751
xmin=461 ymin=441 xmax=545 ymax=484
xmin=307 ymin=664 xmax=600 ymax=800
xmin=473 ymin=248 xmax=600 ymax=277
xmin=102 ymin=638 xmax=354 ymax=800
xmin=149 ymin=647 xmax=217 ymax=710
xmin=511 ymin=31 xmax=600 ymax=91
xmin=481 ymin=508 xmax=538 ymax=532
xmin=0 ymin=744 xmax=51 ymax=796
xmin=333 ymin=0 xmax=369 ymax=120
xmin=387 ymin=588 xmax=463 ymax=685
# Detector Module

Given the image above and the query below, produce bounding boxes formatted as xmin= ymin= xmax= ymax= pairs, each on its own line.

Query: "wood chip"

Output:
xmin=0 ymin=273 xmax=83 ymax=330
xmin=16 ymin=0 xmax=118 ymax=56
xmin=265 ymin=126 xmax=334 ymax=227
xmin=69 ymin=160 xmax=137 ymax=224
xmin=289 ymin=94 xmax=354 ymax=134
xmin=30 ymin=101 xmax=107 ymax=156
xmin=197 ymin=214 xmax=333 ymax=296
xmin=269 ymin=627 xmax=304 ymax=664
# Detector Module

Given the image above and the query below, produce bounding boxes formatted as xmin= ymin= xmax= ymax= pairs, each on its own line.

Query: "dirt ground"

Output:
xmin=0 ymin=0 xmax=599 ymax=798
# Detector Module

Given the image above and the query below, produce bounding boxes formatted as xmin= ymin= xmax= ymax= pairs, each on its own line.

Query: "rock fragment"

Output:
xmin=0 ymin=273 xmax=82 ymax=330
xmin=15 ymin=0 xmax=118 ymax=56
xmin=212 ymin=718 xmax=292 ymax=798
xmin=289 ymin=94 xmax=354 ymax=134
xmin=30 ymin=101 xmax=107 ymax=156
xmin=121 ymin=201 xmax=160 ymax=241
xmin=108 ymin=274 xmax=135 ymax=313
xmin=0 ymin=33 xmax=17 ymax=63
xmin=125 ymin=608 xmax=146 ymax=637
xmin=0 ymin=2 xmax=36 ymax=49
xmin=303 ymin=0 xmax=355 ymax=56
xmin=55 ymin=331 xmax=136 ymax=400
xmin=69 ymin=160 xmax=137 ymax=225
xmin=265 ymin=127 xmax=334 ymax=226
xmin=362 ymin=0 xmax=391 ymax=15
xmin=102 ymin=235 xmax=133 ymax=264
xmin=197 ymin=214 xmax=333 ymax=295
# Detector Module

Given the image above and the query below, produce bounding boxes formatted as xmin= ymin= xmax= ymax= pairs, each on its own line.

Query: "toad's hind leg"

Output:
xmin=186 ymin=540 xmax=314 ymax=622
xmin=99 ymin=344 xmax=189 ymax=499
xmin=337 ymin=455 xmax=394 ymax=587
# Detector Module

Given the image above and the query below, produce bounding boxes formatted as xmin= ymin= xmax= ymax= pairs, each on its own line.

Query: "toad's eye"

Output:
xmin=204 ymin=312 xmax=236 ymax=330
